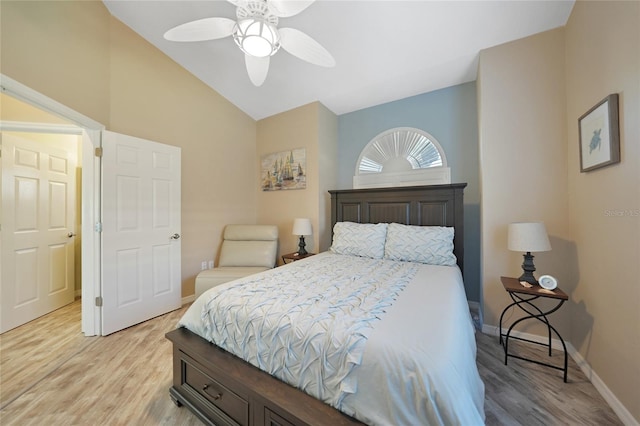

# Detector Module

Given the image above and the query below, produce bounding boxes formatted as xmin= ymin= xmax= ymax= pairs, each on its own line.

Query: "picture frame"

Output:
xmin=578 ymin=93 xmax=620 ymax=172
xmin=261 ymin=148 xmax=306 ymax=191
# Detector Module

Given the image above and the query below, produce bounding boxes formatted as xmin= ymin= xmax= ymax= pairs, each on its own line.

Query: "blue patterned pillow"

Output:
xmin=329 ymin=222 xmax=388 ymax=259
xmin=384 ymin=223 xmax=457 ymax=266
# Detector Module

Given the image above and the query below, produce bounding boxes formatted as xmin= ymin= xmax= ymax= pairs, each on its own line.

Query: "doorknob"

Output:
xmin=68 ymin=232 xmax=77 ymax=238
xmin=170 ymin=233 xmax=181 ymax=240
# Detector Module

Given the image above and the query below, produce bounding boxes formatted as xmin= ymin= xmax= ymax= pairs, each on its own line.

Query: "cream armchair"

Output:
xmin=194 ymin=224 xmax=279 ymax=299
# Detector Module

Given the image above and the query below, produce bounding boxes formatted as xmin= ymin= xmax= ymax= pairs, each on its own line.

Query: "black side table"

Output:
xmin=499 ymin=276 xmax=569 ymax=382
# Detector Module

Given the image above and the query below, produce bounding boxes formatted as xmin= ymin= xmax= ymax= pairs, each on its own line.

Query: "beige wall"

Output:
xmin=256 ymin=102 xmax=338 ymax=260
xmin=316 ymin=103 xmax=338 ymax=251
xmin=1 ymin=94 xmax=72 ymax=125
xmin=565 ymin=0 xmax=640 ymax=421
xmin=1 ymin=1 xmax=111 ymax=125
xmin=479 ymin=1 xmax=639 ymax=422
xmin=478 ymin=28 xmax=571 ymax=337
xmin=1 ymin=1 xmax=258 ymax=297
xmin=107 ymin=18 xmax=258 ymax=296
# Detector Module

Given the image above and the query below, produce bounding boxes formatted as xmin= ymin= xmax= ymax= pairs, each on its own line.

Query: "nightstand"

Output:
xmin=498 ymin=276 xmax=569 ymax=382
xmin=281 ymin=252 xmax=315 ymax=264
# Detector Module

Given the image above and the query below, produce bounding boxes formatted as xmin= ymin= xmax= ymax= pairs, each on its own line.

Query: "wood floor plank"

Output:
xmin=0 ymin=304 xmax=200 ymax=426
xmin=477 ymin=331 xmax=622 ymax=426
xmin=0 ymin=302 xmax=623 ymax=425
xmin=0 ymin=300 xmax=98 ymax=409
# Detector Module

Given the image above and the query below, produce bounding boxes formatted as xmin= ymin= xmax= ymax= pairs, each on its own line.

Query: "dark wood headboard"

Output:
xmin=329 ymin=183 xmax=466 ymax=272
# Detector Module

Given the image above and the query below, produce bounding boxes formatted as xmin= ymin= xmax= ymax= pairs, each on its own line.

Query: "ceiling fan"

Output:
xmin=163 ymin=0 xmax=335 ymax=86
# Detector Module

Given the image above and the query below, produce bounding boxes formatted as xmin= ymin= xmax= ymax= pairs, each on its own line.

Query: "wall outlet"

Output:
xmin=201 ymin=261 xmax=207 ymax=271
xmin=208 ymin=260 xmax=214 ymax=269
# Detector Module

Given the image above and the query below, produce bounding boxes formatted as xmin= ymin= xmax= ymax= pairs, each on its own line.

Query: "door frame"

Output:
xmin=1 ymin=74 xmax=104 ymax=336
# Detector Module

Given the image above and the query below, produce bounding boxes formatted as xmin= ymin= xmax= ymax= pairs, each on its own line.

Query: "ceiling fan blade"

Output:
xmin=279 ymin=27 xmax=336 ymax=68
xmin=245 ymin=55 xmax=270 ymax=86
xmin=268 ymin=0 xmax=315 ymax=18
xmin=164 ymin=17 xmax=235 ymax=42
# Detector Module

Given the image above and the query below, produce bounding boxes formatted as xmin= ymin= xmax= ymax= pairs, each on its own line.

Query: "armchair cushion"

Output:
xmin=218 ymin=225 xmax=279 ymax=268
xmin=194 ymin=224 xmax=279 ymax=299
xmin=195 ymin=267 xmax=270 ymax=299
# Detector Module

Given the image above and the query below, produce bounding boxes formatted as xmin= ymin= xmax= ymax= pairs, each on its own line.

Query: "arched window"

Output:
xmin=353 ymin=127 xmax=450 ymax=188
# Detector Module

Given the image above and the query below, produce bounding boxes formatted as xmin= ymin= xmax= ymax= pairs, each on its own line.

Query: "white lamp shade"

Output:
xmin=508 ymin=222 xmax=551 ymax=252
xmin=292 ymin=218 xmax=312 ymax=236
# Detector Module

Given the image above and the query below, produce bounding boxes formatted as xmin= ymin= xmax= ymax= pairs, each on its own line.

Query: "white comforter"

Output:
xmin=179 ymin=252 xmax=485 ymax=425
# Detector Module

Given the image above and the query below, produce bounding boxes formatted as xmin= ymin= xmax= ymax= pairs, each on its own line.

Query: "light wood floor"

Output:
xmin=0 ymin=301 xmax=622 ymax=425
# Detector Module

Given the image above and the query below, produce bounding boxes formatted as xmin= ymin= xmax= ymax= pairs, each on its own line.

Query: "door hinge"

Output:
xmin=95 ymin=147 xmax=103 ymax=157
xmin=95 ymin=222 xmax=102 ymax=233
xmin=95 ymin=296 xmax=103 ymax=307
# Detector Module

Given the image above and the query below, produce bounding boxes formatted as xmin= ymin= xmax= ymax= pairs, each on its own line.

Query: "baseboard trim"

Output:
xmin=566 ymin=345 xmax=638 ymax=426
xmin=181 ymin=294 xmax=196 ymax=306
xmin=482 ymin=324 xmax=565 ymax=349
xmin=482 ymin=324 xmax=638 ymax=426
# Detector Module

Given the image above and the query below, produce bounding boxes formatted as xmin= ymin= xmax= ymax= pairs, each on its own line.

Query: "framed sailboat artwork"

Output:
xmin=261 ymin=148 xmax=307 ymax=191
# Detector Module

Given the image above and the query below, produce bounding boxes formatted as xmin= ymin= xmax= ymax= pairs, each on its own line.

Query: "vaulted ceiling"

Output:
xmin=104 ymin=0 xmax=574 ymax=120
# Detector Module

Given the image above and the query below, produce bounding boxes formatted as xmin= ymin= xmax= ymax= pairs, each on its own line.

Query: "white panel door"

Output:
xmin=101 ymin=131 xmax=181 ymax=335
xmin=0 ymin=132 xmax=76 ymax=333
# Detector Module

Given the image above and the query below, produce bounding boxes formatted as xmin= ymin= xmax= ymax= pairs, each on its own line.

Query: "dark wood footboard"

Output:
xmin=166 ymin=328 xmax=362 ymax=426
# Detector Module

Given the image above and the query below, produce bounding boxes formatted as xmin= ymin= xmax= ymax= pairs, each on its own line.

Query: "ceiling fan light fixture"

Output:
xmin=233 ymin=18 xmax=280 ymax=58
xmin=164 ymin=0 xmax=334 ymax=86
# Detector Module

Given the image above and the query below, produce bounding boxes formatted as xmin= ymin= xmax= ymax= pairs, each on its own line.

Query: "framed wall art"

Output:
xmin=261 ymin=148 xmax=306 ymax=191
xmin=578 ymin=93 xmax=620 ymax=172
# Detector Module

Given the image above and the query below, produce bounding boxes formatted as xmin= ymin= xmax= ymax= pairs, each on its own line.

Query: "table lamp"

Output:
xmin=292 ymin=218 xmax=312 ymax=255
xmin=508 ymin=222 xmax=551 ymax=285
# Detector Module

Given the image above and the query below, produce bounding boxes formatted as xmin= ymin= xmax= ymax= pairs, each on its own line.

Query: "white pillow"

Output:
xmin=329 ymin=222 xmax=388 ymax=259
xmin=384 ymin=223 xmax=457 ymax=266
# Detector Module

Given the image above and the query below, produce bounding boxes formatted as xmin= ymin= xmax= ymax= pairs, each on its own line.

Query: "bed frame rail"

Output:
xmin=166 ymin=328 xmax=362 ymax=426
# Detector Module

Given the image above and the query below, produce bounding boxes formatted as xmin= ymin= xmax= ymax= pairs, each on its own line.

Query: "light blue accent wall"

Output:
xmin=336 ymin=81 xmax=481 ymax=302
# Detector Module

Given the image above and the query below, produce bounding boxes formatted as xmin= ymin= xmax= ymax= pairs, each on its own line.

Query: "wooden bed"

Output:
xmin=166 ymin=183 xmax=467 ymax=426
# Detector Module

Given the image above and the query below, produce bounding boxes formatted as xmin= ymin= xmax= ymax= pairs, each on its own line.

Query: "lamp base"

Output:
xmin=297 ymin=235 xmax=308 ymax=256
xmin=518 ymin=251 xmax=539 ymax=285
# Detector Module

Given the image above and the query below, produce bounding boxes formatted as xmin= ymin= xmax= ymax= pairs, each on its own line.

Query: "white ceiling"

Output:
xmin=103 ymin=0 xmax=574 ymax=120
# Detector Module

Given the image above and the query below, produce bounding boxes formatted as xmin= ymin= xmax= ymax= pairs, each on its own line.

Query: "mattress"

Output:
xmin=179 ymin=252 xmax=485 ymax=425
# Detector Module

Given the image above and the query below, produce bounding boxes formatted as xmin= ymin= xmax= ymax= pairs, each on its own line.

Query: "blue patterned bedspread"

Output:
xmin=201 ymin=254 xmax=418 ymax=407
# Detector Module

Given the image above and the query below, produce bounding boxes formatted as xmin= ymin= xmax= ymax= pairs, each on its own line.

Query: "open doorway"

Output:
xmin=1 ymin=75 xmax=104 ymax=337
xmin=0 ymin=124 xmax=82 ymax=333
xmin=0 ymin=92 xmax=97 ymax=408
